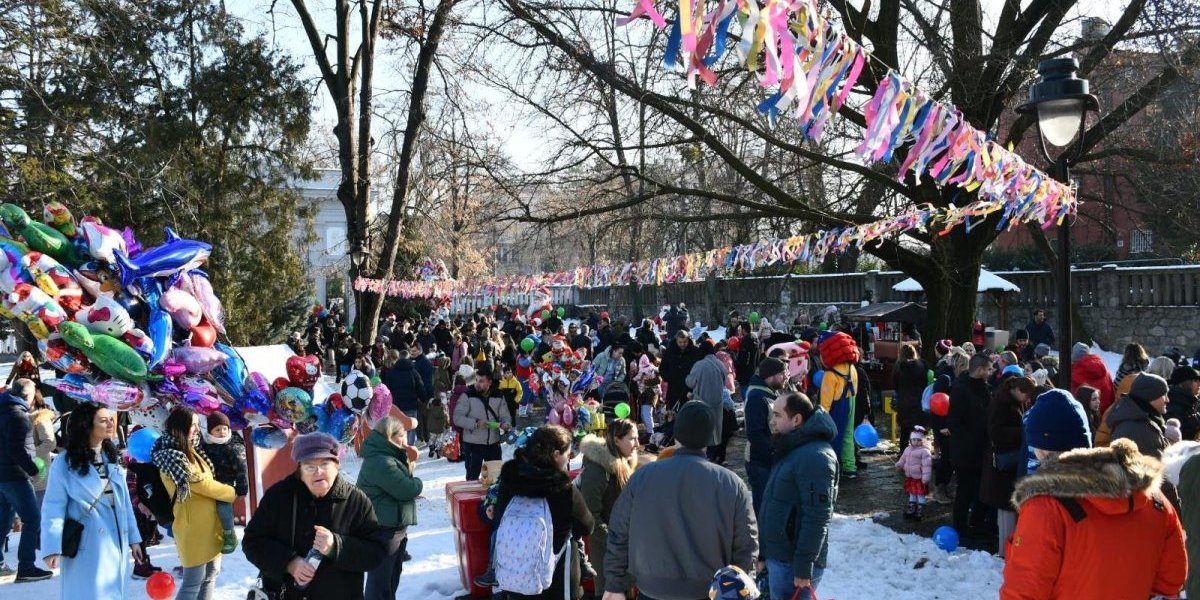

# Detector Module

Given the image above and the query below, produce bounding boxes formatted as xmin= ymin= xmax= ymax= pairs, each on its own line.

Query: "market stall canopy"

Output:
xmin=843 ymin=302 xmax=927 ymax=323
xmin=892 ymin=269 xmax=1021 ymax=293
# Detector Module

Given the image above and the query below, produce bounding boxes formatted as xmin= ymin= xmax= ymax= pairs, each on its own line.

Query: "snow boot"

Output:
xmin=914 ymin=504 xmax=925 ymax=521
xmin=221 ymin=529 xmax=238 ymax=554
xmin=903 ymin=502 xmax=917 ymax=520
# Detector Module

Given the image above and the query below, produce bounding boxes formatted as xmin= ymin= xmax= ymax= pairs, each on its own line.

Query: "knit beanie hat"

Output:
xmin=1129 ymin=373 xmax=1170 ymax=403
xmin=1168 ymin=366 xmax=1200 ymax=387
xmin=674 ymin=401 xmax=714 ymax=450
xmin=910 ymin=426 xmax=926 ymax=442
xmin=758 ymin=357 xmax=787 ymax=379
xmin=1034 ymin=343 xmax=1051 ymax=358
xmin=206 ymin=411 xmax=230 ymax=433
xmin=1071 ymin=342 xmax=1091 ymax=363
xmin=292 ymin=432 xmax=341 ymax=464
xmin=1025 ymin=389 xmax=1092 ymax=452
xmin=936 ymin=339 xmax=953 ymax=356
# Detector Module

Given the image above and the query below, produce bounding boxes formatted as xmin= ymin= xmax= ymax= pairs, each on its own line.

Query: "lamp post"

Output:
xmin=349 ymin=240 xmax=367 ymax=341
xmin=1016 ymin=57 xmax=1098 ymax=389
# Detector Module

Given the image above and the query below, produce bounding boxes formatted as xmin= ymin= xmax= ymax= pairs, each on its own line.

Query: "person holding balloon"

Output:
xmin=453 ymin=364 xmax=513 ymax=481
xmin=28 ymin=389 xmax=57 ymax=507
xmin=40 ymin=402 xmax=143 ymax=595
xmin=151 ymin=407 xmax=237 ymax=600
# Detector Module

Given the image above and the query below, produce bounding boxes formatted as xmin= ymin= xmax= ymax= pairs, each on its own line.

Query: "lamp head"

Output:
xmin=1016 ymin=58 xmax=1099 ymax=148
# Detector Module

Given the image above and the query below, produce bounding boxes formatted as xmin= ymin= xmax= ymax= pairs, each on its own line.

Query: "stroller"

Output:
xmin=600 ymin=381 xmax=632 ymax=419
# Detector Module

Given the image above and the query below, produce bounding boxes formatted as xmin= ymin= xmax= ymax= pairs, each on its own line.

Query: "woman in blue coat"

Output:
xmin=40 ymin=402 xmax=144 ymax=597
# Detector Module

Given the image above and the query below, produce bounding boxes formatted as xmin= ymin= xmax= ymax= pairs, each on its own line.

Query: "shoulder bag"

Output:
xmin=61 ymin=466 xmax=113 ymax=558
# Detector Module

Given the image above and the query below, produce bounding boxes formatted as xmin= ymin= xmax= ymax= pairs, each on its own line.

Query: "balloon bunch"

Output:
xmin=412 ymin=257 xmax=449 ymax=282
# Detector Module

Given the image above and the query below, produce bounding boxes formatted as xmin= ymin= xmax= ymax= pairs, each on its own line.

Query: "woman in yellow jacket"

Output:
xmin=151 ymin=407 xmax=236 ymax=600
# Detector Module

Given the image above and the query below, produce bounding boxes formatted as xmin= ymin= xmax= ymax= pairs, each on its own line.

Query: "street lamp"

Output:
xmin=1016 ymin=57 xmax=1098 ymax=389
xmin=349 ymin=241 xmax=368 ymax=271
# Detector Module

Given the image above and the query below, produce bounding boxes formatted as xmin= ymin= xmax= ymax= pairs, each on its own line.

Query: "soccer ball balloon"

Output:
xmin=340 ymin=370 xmax=373 ymax=415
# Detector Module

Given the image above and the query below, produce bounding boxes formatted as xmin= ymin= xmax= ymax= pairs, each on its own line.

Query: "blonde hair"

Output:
xmin=947 ymin=347 xmax=971 ymax=374
xmin=374 ymin=415 xmax=408 ymax=441
xmin=1147 ymin=357 xmax=1176 ymax=380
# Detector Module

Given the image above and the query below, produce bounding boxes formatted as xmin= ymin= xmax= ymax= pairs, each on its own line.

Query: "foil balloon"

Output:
xmin=24 ymin=251 xmax=82 ymax=312
xmin=121 ymin=328 xmax=155 ymax=359
xmin=45 ymin=377 xmax=91 ymax=402
xmin=251 ymin=426 xmax=288 ymax=449
xmin=179 ymin=271 xmax=226 ymax=335
xmin=42 ymin=201 xmax=77 ymax=238
xmin=140 ymin=280 xmax=173 ymax=369
xmin=293 ymin=413 xmax=319 ymax=435
xmin=210 ymin=343 xmax=247 ymax=398
xmin=73 ymin=262 xmax=122 ymax=299
xmin=0 ymin=203 xmax=85 ymax=267
xmin=128 ymin=401 xmax=170 ymax=430
xmin=9 ymin=282 xmax=68 ymax=339
xmin=285 ymin=355 xmax=321 ymax=388
xmin=92 ymin=380 xmax=149 ymax=411
xmin=171 ymin=345 xmax=227 ymax=374
xmin=369 ymin=384 xmax=392 ymax=424
xmin=245 ymin=371 xmax=272 ymax=399
xmin=78 ymin=216 xmax=128 ymax=264
xmin=160 ymin=286 xmax=203 ymax=330
xmin=150 ymin=378 xmax=184 ymax=402
xmin=157 ymin=357 xmax=187 ymax=378
xmin=268 ymin=410 xmax=294 ymax=430
xmin=190 ymin=320 xmax=216 ymax=348
xmin=322 ymin=409 xmax=357 ymax=444
xmin=179 ymin=376 xmax=223 ymax=415
xmin=38 ymin=333 xmax=91 ymax=374
xmin=75 ymin=294 xmax=134 ymax=338
xmin=272 ymin=377 xmax=291 ymax=394
xmin=241 ymin=388 xmax=272 ymax=415
xmin=59 ymin=321 xmax=149 ymax=382
xmin=113 ymin=227 xmax=211 ymax=290
xmin=274 ymin=387 xmax=312 ymax=423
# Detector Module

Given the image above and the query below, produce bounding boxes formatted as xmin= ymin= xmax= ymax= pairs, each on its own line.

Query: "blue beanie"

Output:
xmin=1002 ymin=365 xmax=1024 ymax=377
xmin=1025 ymin=389 xmax=1092 ymax=452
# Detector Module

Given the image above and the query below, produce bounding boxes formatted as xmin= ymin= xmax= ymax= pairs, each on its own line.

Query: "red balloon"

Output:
xmin=146 ymin=572 xmax=176 ymax=600
xmin=286 ymin=354 xmax=322 ymax=388
xmin=600 ymin=311 xmax=610 ymax=320
xmin=930 ymin=392 xmax=951 ymax=417
xmin=190 ymin=320 xmax=216 ymax=348
xmin=272 ymin=377 xmax=291 ymax=394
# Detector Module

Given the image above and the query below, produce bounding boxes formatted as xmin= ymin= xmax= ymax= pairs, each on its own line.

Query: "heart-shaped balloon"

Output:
xmin=285 ymin=354 xmax=322 ymax=388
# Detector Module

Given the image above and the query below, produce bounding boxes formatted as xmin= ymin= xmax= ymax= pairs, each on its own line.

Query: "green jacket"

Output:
xmin=759 ymin=408 xmax=838 ymax=579
xmin=356 ymin=431 xmax=423 ymax=528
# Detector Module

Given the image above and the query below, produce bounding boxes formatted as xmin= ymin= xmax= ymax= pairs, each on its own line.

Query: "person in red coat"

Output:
xmin=1070 ymin=342 xmax=1117 ymax=415
xmin=1001 ymin=389 xmax=1186 ymax=600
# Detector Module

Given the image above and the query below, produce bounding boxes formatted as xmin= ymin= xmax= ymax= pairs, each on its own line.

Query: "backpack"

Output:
xmin=920 ymin=383 xmax=935 ymax=413
xmin=494 ymin=495 xmax=568 ymax=595
xmin=127 ymin=462 xmax=175 ymax=526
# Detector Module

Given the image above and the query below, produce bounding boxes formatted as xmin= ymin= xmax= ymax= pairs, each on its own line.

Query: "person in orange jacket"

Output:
xmin=1001 ymin=389 xmax=1186 ymax=600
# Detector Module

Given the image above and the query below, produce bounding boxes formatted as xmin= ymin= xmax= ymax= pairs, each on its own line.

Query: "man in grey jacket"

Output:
xmin=685 ymin=340 xmax=729 ymax=460
xmin=451 ymin=364 xmax=512 ymax=481
xmin=602 ymin=401 xmax=758 ymax=600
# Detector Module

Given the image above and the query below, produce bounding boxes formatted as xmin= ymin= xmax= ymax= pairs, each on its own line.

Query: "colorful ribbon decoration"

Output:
xmin=619 ymin=0 xmax=1077 ymax=222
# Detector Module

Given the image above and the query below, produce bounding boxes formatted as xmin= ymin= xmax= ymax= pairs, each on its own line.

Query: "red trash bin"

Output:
xmin=446 ymin=480 xmax=492 ymax=598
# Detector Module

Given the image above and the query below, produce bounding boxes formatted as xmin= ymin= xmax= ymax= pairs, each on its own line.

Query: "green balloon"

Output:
xmin=614 ymin=402 xmax=631 ymax=419
xmin=927 ymin=369 xmax=935 ymax=384
xmin=996 ymin=345 xmax=1005 ymax=353
xmin=60 ymin=321 xmax=149 ymax=382
xmin=749 ymin=311 xmax=760 ymax=324
xmin=0 ymin=204 xmax=85 ymax=267
xmin=487 ymin=420 xmax=500 ymax=429
xmin=819 ymin=321 xmax=828 ymax=331
xmin=521 ymin=338 xmax=535 ymax=352
xmin=541 ymin=309 xmax=550 ymax=319
xmin=33 ymin=456 xmax=46 ymax=474
xmin=556 ymin=307 xmax=565 ymax=317
xmin=370 ymin=376 xmax=382 ymax=386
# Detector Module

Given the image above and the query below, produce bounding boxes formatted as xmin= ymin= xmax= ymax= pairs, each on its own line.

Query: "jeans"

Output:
xmin=766 ymin=559 xmax=824 ymax=600
xmin=215 ymin=501 xmax=234 ymax=531
xmin=364 ymin=530 xmax=408 ymax=600
xmin=997 ymin=509 xmax=1017 ymax=558
xmin=404 ymin=410 xmax=420 ymax=446
xmin=0 ymin=479 xmax=40 ymax=571
xmin=177 ymin=556 xmax=221 ymax=600
xmin=952 ymin=467 xmax=983 ymax=534
xmin=746 ymin=462 xmax=772 ymax=522
xmin=462 ymin=442 xmax=502 ymax=481
xmin=640 ymin=404 xmax=655 ymax=433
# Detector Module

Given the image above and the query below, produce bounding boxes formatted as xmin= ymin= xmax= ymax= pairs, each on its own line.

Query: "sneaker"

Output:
xmin=473 ymin=568 xmax=498 ymax=588
xmin=15 ymin=567 xmax=53 ymax=582
xmin=0 ymin=563 xmax=15 ymax=577
xmin=132 ymin=562 xmax=157 ymax=580
xmin=221 ymin=529 xmax=239 ymax=554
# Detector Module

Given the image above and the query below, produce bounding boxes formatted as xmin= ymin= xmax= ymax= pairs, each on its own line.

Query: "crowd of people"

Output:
xmin=2 ymin=298 xmax=1200 ymax=600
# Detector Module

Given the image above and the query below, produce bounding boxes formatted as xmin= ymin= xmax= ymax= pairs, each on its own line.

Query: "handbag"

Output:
xmin=62 ymin=469 xmax=112 ymax=558
xmin=247 ymin=497 xmax=296 ymax=600
xmin=993 ymin=447 xmax=1025 ymax=472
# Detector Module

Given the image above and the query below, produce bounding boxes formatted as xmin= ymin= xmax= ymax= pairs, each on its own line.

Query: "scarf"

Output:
xmin=150 ymin=434 xmax=215 ymax=503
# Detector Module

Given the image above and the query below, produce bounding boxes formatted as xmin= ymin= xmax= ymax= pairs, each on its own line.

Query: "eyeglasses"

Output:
xmin=301 ymin=462 xmax=337 ymax=475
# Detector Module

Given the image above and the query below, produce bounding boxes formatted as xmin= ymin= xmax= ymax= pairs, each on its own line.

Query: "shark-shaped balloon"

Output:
xmin=113 ymin=227 xmax=210 ymax=290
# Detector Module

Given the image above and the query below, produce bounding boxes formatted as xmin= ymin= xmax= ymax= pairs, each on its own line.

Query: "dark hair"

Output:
xmin=997 ymin=376 xmax=1037 ymax=402
xmin=1075 ymin=385 xmax=1099 ymax=404
xmin=164 ymin=407 xmax=201 ymax=465
xmin=969 ymin=353 xmax=993 ymax=372
xmin=899 ymin=344 xmax=918 ymax=362
xmin=779 ymin=391 xmax=816 ymax=420
xmin=64 ymin=402 xmax=120 ymax=477
xmin=518 ymin=425 xmax=572 ymax=470
xmin=31 ymin=389 xmax=49 ymax=411
xmin=767 ymin=348 xmax=786 ymax=359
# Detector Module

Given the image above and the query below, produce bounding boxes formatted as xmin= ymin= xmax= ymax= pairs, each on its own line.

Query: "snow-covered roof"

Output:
xmin=892 ymin=269 xmax=1021 ymax=293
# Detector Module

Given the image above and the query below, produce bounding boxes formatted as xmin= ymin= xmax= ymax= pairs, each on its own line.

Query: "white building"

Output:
xmin=292 ymin=168 xmax=354 ymax=320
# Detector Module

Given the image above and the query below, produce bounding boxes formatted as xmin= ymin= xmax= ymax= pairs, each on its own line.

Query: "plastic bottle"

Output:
xmin=294 ymin=548 xmax=324 ymax=590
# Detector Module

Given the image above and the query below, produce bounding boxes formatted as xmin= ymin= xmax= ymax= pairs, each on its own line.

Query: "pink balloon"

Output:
xmin=369 ymin=384 xmax=392 ymax=422
xmin=92 ymin=380 xmax=148 ymax=411
xmin=160 ymin=286 xmax=202 ymax=329
xmin=171 ymin=345 xmax=226 ymax=374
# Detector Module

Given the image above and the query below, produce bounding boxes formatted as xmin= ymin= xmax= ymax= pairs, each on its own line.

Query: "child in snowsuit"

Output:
xmin=426 ymin=393 xmax=451 ymax=458
xmin=895 ymin=426 xmax=934 ymax=520
xmin=124 ymin=455 xmax=164 ymax=579
xmin=199 ymin=412 xmax=248 ymax=553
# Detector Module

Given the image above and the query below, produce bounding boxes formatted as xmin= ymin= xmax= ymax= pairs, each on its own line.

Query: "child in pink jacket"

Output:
xmin=895 ymin=426 xmax=933 ymax=520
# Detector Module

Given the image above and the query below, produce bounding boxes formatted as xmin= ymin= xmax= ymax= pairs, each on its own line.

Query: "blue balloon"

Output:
xmin=251 ymin=426 xmax=288 ymax=449
xmin=812 ymin=370 xmax=825 ymax=389
xmin=933 ymin=526 xmax=959 ymax=552
xmin=127 ymin=427 xmax=160 ymax=463
xmin=854 ymin=423 xmax=879 ymax=448
xmin=572 ymin=368 xmax=596 ymax=393
xmin=140 ymin=280 xmax=174 ymax=369
xmin=211 ymin=343 xmax=247 ymax=398
xmin=241 ymin=388 xmax=272 ymax=415
xmin=113 ymin=227 xmax=212 ymax=290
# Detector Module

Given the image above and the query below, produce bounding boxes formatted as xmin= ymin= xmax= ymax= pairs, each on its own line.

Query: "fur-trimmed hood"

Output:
xmin=579 ymin=434 xmax=637 ymax=475
xmin=1012 ymin=439 xmax=1164 ymax=513
xmin=1161 ymin=440 xmax=1200 ymax=486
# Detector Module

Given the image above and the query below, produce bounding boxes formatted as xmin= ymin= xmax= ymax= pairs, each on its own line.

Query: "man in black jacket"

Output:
xmin=661 ymin=331 xmax=702 ymax=410
xmin=948 ymin=354 xmax=994 ymax=538
xmin=384 ymin=346 xmax=427 ymax=446
xmin=0 ymin=379 xmax=50 ymax=581
xmin=1167 ymin=366 xmax=1200 ymax=442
